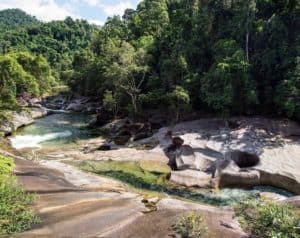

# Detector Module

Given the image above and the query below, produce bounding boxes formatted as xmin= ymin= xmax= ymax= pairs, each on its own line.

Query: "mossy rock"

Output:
xmin=139 ymin=160 xmax=171 ymax=174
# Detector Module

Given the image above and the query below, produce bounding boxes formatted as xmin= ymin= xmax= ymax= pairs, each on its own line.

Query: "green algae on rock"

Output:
xmin=69 ymin=160 xmax=264 ymax=207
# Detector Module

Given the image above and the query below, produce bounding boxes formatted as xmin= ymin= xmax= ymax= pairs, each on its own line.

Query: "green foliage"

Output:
xmin=0 ymin=52 xmax=55 ymax=110
xmin=0 ymin=9 xmax=97 ymax=78
xmin=168 ymin=86 xmax=190 ymax=122
xmin=70 ymin=160 xmax=246 ymax=207
xmin=66 ymin=0 xmax=299 ymax=120
xmin=201 ymin=40 xmax=257 ymax=115
xmin=0 ymin=155 xmax=14 ymax=177
xmin=0 ymin=155 xmax=39 ymax=235
xmin=0 ymin=9 xmax=39 ymax=30
xmin=1 ymin=2 xmax=299 ymax=120
xmin=234 ymin=199 xmax=300 ymax=238
xmin=74 ymin=160 xmax=170 ymax=192
xmin=173 ymin=212 xmax=208 ymax=238
xmin=0 ymin=178 xmax=38 ymax=235
xmin=102 ymin=90 xmax=118 ymax=117
xmin=275 ymin=57 xmax=300 ymax=119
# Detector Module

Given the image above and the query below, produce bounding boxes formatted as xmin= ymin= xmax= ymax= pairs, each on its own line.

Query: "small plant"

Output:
xmin=173 ymin=211 xmax=208 ymax=238
xmin=234 ymin=199 xmax=300 ymax=238
xmin=0 ymin=154 xmax=15 ymax=176
xmin=0 ymin=154 xmax=39 ymax=235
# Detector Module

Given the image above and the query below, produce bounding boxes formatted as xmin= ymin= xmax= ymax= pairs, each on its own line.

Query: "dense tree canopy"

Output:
xmin=69 ymin=0 xmax=300 ymax=120
xmin=0 ymin=52 xmax=55 ymax=109
xmin=0 ymin=9 xmax=98 ymax=79
xmin=0 ymin=1 xmax=299 ymax=120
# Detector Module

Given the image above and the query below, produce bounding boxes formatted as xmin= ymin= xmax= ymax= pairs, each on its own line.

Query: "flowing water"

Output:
xmin=10 ymin=112 xmax=294 ymax=206
xmin=10 ymin=113 xmax=95 ymax=150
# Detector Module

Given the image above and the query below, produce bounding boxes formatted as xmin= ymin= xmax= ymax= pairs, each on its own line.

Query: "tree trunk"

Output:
xmin=131 ymin=94 xmax=137 ymax=115
xmin=246 ymin=31 xmax=249 ymax=62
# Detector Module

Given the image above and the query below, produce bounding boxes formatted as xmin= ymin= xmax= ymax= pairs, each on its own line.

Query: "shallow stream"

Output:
xmin=10 ymin=112 xmax=294 ymax=206
xmin=10 ymin=113 xmax=95 ymax=149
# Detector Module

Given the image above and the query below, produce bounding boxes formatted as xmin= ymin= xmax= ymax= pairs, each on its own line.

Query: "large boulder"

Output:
xmin=66 ymin=103 xmax=84 ymax=112
xmin=175 ymin=145 xmax=198 ymax=170
xmin=281 ymin=196 xmax=300 ymax=208
xmin=0 ymin=107 xmax=48 ymax=136
xmin=12 ymin=111 xmax=33 ymax=128
xmin=218 ymin=160 xmax=261 ymax=188
xmin=0 ymin=123 xmax=12 ymax=136
xmin=30 ymin=107 xmax=48 ymax=119
xmin=170 ymin=170 xmax=212 ymax=188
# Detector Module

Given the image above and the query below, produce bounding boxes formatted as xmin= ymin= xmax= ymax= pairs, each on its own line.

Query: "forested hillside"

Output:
xmin=0 ymin=9 xmax=39 ymax=30
xmin=69 ymin=0 xmax=299 ymax=121
xmin=0 ymin=9 xmax=97 ymax=78
xmin=0 ymin=1 xmax=299 ymax=121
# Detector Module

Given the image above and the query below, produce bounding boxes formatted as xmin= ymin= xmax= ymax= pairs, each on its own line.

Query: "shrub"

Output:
xmin=173 ymin=211 xmax=208 ymax=238
xmin=234 ymin=199 xmax=300 ymax=238
xmin=0 ymin=154 xmax=39 ymax=235
xmin=0 ymin=154 xmax=14 ymax=176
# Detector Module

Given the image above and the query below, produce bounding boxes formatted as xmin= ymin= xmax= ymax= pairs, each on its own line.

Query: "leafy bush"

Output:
xmin=173 ymin=211 xmax=207 ymax=238
xmin=234 ymin=199 xmax=300 ymax=238
xmin=0 ymin=154 xmax=39 ymax=235
xmin=0 ymin=154 xmax=14 ymax=176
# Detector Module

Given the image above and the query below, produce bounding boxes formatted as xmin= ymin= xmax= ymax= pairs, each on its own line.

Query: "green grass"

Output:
xmin=234 ymin=199 xmax=300 ymax=238
xmin=69 ymin=160 xmax=250 ymax=206
xmin=0 ymin=154 xmax=39 ymax=235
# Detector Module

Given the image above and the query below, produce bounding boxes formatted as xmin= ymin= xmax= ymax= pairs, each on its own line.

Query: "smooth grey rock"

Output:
xmin=170 ymin=170 xmax=212 ymax=188
xmin=175 ymin=145 xmax=198 ymax=170
xmin=281 ymin=196 xmax=300 ymax=208
xmin=66 ymin=103 xmax=84 ymax=112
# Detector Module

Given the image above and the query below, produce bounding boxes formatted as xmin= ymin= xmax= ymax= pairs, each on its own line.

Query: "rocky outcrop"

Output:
xmin=147 ymin=117 xmax=300 ymax=195
xmin=99 ymin=120 xmax=154 ymax=146
xmin=66 ymin=102 xmax=85 ymax=112
xmin=170 ymin=169 xmax=213 ymax=188
xmin=44 ymin=94 xmax=100 ymax=114
xmin=9 ymin=152 xmax=246 ymax=238
xmin=218 ymin=164 xmax=261 ymax=188
xmin=0 ymin=107 xmax=48 ymax=136
xmin=281 ymin=196 xmax=300 ymax=208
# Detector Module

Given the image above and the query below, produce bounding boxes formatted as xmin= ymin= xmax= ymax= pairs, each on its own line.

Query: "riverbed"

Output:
xmin=10 ymin=113 xmax=95 ymax=150
xmin=9 ymin=112 xmax=294 ymax=206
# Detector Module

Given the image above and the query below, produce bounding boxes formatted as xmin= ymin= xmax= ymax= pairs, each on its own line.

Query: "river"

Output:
xmin=9 ymin=112 xmax=294 ymax=206
xmin=10 ymin=112 xmax=95 ymax=150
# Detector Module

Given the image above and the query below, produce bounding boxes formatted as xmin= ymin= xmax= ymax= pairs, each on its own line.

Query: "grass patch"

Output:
xmin=0 ymin=154 xmax=39 ymax=235
xmin=234 ymin=199 xmax=300 ymax=238
xmin=69 ymin=160 xmax=253 ymax=206
xmin=173 ymin=211 xmax=208 ymax=238
xmin=0 ymin=154 xmax=15 ymax=176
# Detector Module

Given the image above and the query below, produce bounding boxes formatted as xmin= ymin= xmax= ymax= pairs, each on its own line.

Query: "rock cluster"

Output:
xmin=0 ymin=107 xmax=47 ymax=136
xmin=112 ymin=121 xmax=153 ymax=145
xmin=43 ymin=94 xmax=100 ymax=114
xmin=149 ymin=117 xmax=300 ymax=195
